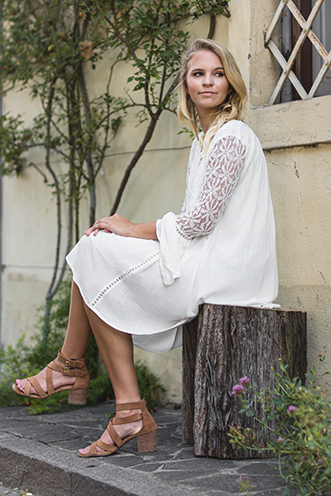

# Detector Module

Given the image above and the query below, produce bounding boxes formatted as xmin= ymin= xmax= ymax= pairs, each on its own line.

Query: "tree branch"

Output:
xmin=109 ymin=8 xmax=217 ymax=214
xmin=78 ymin=62 xmax=96 ymax=225
xmin=29 ymin=161 xmax=48 ymax=183
xmin=110 ymin=112 xmax=159 ymax=215
xmin=103 ymin=14 xmax=147 ymax=74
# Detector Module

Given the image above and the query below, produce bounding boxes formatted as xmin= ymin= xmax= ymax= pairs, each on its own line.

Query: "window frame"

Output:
xmin=264 ymin=0 xmax=331 ymax=105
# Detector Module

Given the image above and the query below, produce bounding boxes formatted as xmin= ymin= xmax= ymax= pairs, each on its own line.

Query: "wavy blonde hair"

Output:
xmin=177 ymin=39 xmax=247 ymax=153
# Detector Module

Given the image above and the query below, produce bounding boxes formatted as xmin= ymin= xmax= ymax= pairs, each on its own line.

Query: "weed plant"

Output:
xmin=229 ymin=357 xmax=331 ymax=496
xmin=0 ymin=280 xmax=165 ymax=413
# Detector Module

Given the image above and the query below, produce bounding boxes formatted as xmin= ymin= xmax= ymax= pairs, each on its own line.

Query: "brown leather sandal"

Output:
xmin=12 ymin=348 xmax=90 ymax=405
xmin=79 ymin=399 xmax=158 ymax=457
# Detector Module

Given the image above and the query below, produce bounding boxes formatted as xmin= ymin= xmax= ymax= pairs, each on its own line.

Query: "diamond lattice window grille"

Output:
xmin=265 ymin=0 xmax=331 ymax=104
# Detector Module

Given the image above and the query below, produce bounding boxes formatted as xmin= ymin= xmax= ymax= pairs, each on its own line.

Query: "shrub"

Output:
xmin=229 ymin=357 xmax=331 ymax=496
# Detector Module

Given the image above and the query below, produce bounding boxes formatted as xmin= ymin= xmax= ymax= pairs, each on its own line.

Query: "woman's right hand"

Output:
xmin=84 ymin=214 xmax=158 ymax=240
xmin=84 ymin=214 xmax=134 ymax=237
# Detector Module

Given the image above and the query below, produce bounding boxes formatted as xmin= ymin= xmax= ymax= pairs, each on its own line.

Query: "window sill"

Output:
xmin=246 ymin=94 xmax=331 ymax=151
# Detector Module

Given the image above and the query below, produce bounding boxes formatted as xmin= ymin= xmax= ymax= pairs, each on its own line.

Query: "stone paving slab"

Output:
xmin=0 ymin=403 xmax=295 ymax=496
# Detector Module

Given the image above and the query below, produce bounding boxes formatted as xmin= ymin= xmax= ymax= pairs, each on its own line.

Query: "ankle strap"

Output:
xmin=57 ymin=348 xmax=86 ymax=367
xmin=113 ymin=412 xmax=142 ymax=425
xmin=55 ymin=348 xmax=87 ymax=377
xmin=116 ymin=399 xmax=146 ymax=411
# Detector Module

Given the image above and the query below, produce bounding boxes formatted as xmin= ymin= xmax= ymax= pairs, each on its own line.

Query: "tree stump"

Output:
xmin=182 ymin=304 xmax=307 ymax=459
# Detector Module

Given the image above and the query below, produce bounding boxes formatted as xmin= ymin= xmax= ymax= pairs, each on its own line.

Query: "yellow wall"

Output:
xmin=2 ymin=0 xmax=331 ymax=401
xmin=244 ymin=0 xmax=331 ymax=388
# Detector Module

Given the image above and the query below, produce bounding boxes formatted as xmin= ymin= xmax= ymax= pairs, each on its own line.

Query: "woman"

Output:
xmin=13 ymin=39 xmax=278 ymax=457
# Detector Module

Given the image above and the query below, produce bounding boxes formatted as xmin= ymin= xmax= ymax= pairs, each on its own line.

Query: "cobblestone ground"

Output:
xmin=0 ymin=404 xmax=296 ymax=496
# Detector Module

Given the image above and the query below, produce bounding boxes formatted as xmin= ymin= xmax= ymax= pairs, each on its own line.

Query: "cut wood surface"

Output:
xmin=182 ymin=304 xmax=307 ymax=459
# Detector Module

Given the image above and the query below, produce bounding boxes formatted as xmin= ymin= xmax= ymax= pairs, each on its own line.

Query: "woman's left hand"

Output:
xmin=84 ymin=213 xmax=134 ymax=238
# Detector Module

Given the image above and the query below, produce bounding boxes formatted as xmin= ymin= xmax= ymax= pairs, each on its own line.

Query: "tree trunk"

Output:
xmin=182 ymin=304 xmax=307 ymax=459
xmin=182 ymin=317 xmax=199 ymax=445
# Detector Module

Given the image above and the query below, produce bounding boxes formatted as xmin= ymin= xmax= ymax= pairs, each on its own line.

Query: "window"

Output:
xmin=312 ymin=1 xmax=331 ymax=96
xmin=264 ymin=0 xmax=331 ymax=104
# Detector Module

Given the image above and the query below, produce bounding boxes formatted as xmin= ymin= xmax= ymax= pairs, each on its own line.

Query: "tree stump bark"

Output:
xmin=182 ymin=304 xmax=307 ymax=459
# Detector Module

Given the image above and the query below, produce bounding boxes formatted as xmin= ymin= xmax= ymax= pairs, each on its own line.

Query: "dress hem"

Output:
xmin=67 ymin=260 xmax=192 ymax=338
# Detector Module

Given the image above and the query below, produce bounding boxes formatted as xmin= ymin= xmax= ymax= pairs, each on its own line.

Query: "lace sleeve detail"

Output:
xmin=175 ymin=135 xmax=247 ymax=240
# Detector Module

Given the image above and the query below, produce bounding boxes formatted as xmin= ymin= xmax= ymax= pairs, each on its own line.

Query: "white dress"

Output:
xmin=66 ymin=120 xmax=278 ymax=354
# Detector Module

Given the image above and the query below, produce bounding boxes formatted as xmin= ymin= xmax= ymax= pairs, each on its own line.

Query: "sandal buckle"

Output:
xmin=63 ymin=366 xmax=75 ymax=377
xmin=63 ymin=358 xmax=76 ymax=377
xmin=66 ymin=357 xmax=77 ymax=367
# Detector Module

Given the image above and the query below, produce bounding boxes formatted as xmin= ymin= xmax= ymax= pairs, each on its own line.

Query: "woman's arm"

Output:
xmin=84 ymin=213 xmax=157 ymax=240
xmin=84 ymin=135 xmax=245 ymax=242
xmin=175 ymin=135 xmax=247 ymax=240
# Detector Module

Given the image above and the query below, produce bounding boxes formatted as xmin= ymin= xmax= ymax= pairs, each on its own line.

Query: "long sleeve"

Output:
xmin=175 ymin=135 xmax=247 ymax=240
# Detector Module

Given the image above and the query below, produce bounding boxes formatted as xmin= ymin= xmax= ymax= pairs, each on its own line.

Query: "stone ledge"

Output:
xmin=246 ymin=94 xmax=331 ymax=150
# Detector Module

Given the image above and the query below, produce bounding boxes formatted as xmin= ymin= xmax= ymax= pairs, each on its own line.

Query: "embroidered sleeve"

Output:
xmin=175 ymin=135 xmax=247 ymax=240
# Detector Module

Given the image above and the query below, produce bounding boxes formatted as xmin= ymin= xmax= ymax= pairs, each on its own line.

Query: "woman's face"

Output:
xmin=186 ymin=50 xmax=230 ymax=122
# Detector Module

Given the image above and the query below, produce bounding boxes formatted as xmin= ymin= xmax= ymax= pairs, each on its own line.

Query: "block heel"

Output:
xmin=68 ymin=387 xmax=89 ymax=405
xmin=79 ymin=399 xmax=158 ymax=458
xmin=137 ymin=429 xmax=157 ymax=453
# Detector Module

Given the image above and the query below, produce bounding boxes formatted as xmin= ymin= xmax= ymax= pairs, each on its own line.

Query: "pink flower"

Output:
xmin=232 ymin=384 xmax=244 ymax=396
xmin=239 ymin=376 xmax=250 ymax=386
xmin=287 ymin=405 xmax=297 ymax=414
xmin=277 ymin=437 xmax=285 ymax=443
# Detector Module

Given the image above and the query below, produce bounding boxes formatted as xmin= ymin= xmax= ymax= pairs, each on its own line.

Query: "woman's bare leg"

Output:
xmin=15 ymin=280 xmax=144 ymax=453
xmin=79 ymin=305 xmax=142 ymax=455
xmin=61 ymin=281 xmax=92 ymax=358
xmin=15 ymin=281 xmax=92 ymax=393
xmin=84 ymin=304 xmax=140 ymax=403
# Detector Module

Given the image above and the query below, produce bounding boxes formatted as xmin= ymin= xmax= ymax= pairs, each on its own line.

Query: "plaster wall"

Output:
xmin=245 ymin=0 xmax=331 ymax=390
xmin=268 ymin=144 xmax=331 ymax=385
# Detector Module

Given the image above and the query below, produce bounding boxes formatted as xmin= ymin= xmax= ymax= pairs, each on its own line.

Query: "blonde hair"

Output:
xmin=177 ymin=39 xmax=247 ymax=153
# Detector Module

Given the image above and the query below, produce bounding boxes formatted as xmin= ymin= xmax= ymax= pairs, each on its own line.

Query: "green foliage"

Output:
xmin=0 ymin=114 xmax=28 ymax=175
xmin=81 ymin=0 xmax=230 ymax=113
xmin=0 ymin=336 xmax=31 ymax=406
xmin=236 ymin=477 xmax=257 ymax=495
xmin=0 ymin=279 xmax=165 ymax=413
xmin=135 ymin=360 xmax=166 ymax=411
xmin=0 ymin=0 xmax=123 ymax=189
xmin=0 ymin=486 xmax=33 ymax=496
xmin=0 ymin=0 xmax=231 ymax=203
xmin=229 ymin=357 xmax=331 ymax=496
